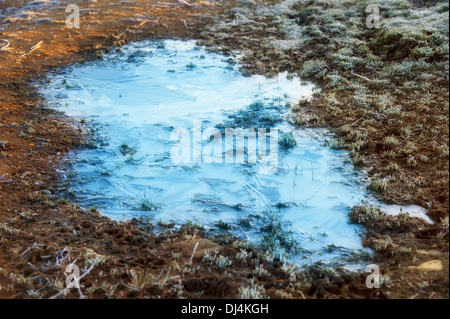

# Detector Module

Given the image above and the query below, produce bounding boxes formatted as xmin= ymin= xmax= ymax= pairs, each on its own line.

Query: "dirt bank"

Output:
xmin=0 ymin=0 xmax=448 ymax=299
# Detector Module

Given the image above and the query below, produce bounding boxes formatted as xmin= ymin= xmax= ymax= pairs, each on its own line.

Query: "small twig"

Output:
xmin=234 ymin=13 xmax=258 ymax=26
xmin=49 ymin=292 xmax=64 ymax=299
xmin=20 ymin=247 xmax=31 ymax=257
xmin=77 ymin=262 xmax=96 ymax=281
xmin=138 ymin=20 xmax=148 ymax=27
xmin=239 ymin=226 xmax=250 ymax=241
xmin=351 ymin=70 xmax=373 ymax=82
xmin=20 ymin=41 xmax=43 ymax=58
xmin=323 ymin=34 xmax=343 ymax=46
xmin=27 ymin=262 xmax=38 ymax=271
xmin=190 ymin=241 xmax=200 ymax=263
xmin=178 ymin=0 xmax=194 ymax=6
xmin=350 ymin=111 xmax=369 ymax=126
xmin=254 ymin=174 xmax=267 ymax=188
xmin=30 ymin=41 xmax=43 ymax=52
xmin=0 ymin=173 xmax=12 ymax=183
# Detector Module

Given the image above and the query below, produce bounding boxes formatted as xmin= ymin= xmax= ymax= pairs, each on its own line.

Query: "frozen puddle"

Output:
xmin=43 ymin=40 xmax=392 ymax=267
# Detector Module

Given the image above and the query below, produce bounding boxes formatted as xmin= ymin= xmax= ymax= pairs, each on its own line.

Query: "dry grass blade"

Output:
xmin=20 ymin=40 xmax=43 ymax=58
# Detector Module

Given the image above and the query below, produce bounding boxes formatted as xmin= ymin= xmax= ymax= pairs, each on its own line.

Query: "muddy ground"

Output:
xmin=0 ymin=0 xmax=448 ymax=299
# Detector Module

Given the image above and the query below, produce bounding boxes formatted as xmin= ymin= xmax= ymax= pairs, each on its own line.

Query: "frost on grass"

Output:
xmin=238 ymin=278 xmax=268 ymax=299
xmin=202 ymin=250 xmax=232 ymax=269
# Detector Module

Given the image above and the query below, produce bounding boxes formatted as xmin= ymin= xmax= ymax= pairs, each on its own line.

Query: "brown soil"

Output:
xmin=0 ymin=0 xmax=448 ymax=299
